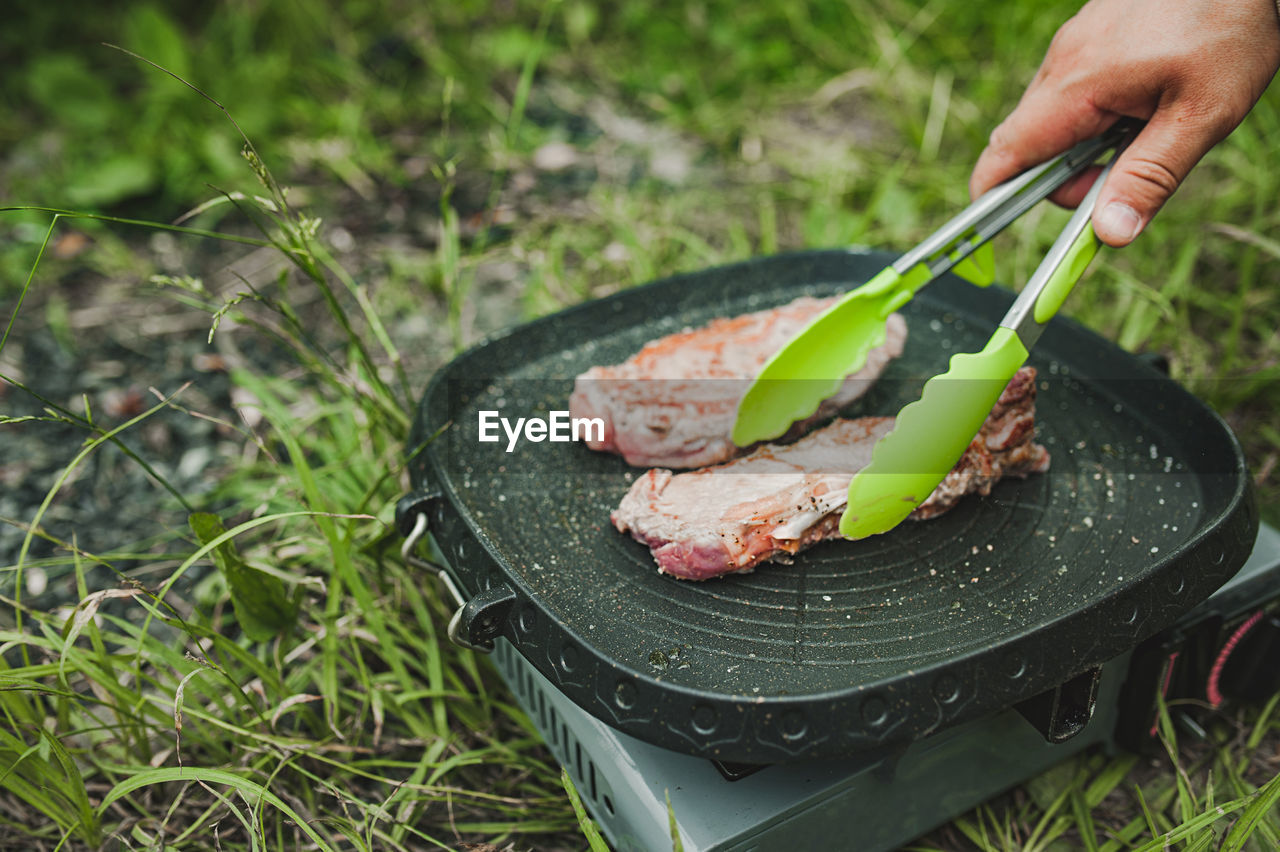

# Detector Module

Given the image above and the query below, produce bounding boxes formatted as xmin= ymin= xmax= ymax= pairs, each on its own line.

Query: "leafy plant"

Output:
xmin=187 ymin=512 xmax=297 ymax=642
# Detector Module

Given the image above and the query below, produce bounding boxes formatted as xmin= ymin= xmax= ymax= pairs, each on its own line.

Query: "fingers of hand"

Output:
xmin=969 ymin=97 xmax=1113 ymax=200
xmin=968 ymin=11 xmax=1108 ymax=200
xmin=1093 ymin=107 xmax=1230 ymax=246
xmin=1047 ymin=166 xmax=1103 ymax=209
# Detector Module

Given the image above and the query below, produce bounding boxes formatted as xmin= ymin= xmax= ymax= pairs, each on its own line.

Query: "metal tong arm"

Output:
xmin=1001 ymin=135 xmax=1134 ymax=349
xmin=892 ymin=121 xmax=1132 ymax=279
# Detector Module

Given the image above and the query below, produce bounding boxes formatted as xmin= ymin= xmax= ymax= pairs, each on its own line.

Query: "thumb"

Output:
xmin=1093 ymin=109 xmax=1226 ymax=246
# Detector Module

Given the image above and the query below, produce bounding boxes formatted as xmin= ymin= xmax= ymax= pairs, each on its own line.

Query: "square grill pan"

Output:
xmin=398 ymin=249 xmax=1256 ymax=763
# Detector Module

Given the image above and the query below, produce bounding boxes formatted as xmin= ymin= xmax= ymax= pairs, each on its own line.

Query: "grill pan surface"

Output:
xmin=402 ymin=249 xmax=1256 ymax=763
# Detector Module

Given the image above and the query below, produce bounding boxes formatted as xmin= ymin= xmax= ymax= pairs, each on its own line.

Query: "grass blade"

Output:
xmin=1219 ymin=770 xmax=1280 ymax=852
xmin=561 ymin=767 xmax=609 ymax=852
xmin=98 ymin=766 xmax=336 ymax=852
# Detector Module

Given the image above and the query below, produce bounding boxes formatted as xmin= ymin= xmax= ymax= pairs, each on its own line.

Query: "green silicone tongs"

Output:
xmin=731 ymin=121 xmax=1136 ymax=449
xmin=839 ymin=132 xmax=1136 ymax=539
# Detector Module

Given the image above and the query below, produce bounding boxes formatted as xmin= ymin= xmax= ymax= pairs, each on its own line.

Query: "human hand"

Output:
xmin=969 ymin=0 xmax=1280 ymax=247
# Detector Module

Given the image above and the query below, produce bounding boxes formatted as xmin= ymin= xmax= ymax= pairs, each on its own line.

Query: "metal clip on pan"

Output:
xmin=400 ymin=510 xmax=496 ymax=653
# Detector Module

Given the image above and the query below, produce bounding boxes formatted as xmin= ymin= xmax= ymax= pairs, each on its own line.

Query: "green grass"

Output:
xmin=2 ymin=0 xmax=1279 ymax=849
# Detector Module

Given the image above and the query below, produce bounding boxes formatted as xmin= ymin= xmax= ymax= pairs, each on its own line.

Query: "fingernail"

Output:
xmin=1096 ymin=202 xmax=1142 ymax=243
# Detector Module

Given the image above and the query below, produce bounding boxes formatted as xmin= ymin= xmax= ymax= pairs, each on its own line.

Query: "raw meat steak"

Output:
xmin=612 ymin=367 xmax=1049 ymax=580
xmin=569 ymin=295 xmax=907 ymax=468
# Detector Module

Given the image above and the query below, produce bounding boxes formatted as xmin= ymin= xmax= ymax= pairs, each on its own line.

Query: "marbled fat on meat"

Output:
xmin=569 ymin=296 xmax=907 ymax=468
xmin=612 ymin=367 xmax=1049 ymax=580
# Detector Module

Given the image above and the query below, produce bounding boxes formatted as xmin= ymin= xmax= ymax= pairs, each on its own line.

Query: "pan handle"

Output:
xmin=399 ymin=508 xmax=501 ymax=654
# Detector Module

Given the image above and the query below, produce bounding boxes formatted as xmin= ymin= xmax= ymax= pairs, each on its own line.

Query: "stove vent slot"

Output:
xmin=490 ymin=642 xmax=616 ymax=816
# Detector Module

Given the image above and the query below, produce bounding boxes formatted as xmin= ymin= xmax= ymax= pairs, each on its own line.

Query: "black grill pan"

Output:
xmin=399 ymin=249 xmax=1256 ymax=763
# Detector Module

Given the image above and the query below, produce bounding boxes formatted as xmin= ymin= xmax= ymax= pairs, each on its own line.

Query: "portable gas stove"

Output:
xmin=396 ymin=249 xmax=1269 ymax=849
xmin=485 ymin=522 xmax=1280 ymax=851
